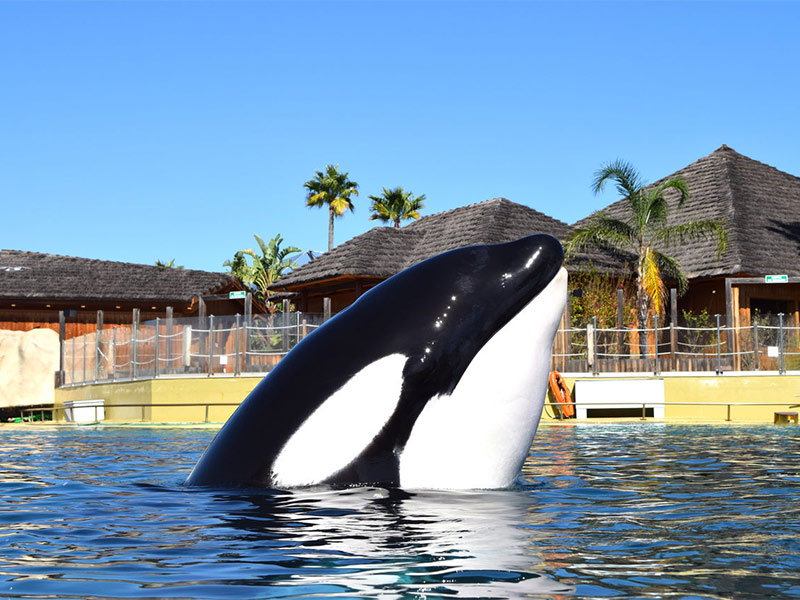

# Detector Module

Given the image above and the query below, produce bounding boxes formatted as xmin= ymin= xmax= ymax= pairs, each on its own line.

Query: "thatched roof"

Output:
xmin=574 ymin=145 xmax=800 ymax=278
xmin=0 ymin=249 xmax=238 ymax=303
xmin=274 ymin=198 xmax=576 ymax=289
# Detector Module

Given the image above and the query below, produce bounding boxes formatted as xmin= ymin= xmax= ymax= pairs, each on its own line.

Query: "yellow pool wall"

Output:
xmin=52 ymin=372 xmax=800 ymax=425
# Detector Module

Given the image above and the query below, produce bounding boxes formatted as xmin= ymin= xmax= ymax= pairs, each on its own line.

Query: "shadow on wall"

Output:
xmin=0 ymin=329 xmax=59 ymax=409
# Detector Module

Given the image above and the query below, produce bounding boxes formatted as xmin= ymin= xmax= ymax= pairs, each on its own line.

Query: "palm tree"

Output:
xmin=566 ymin=159 xmax=727 ymax=354
xmin=223 ymin=234 xmax=301 ymax=310
xmin=304 ymin=165 xmax=359 ymax=252
xmin=154 ymin=258 xmax=183 ymax=269
xmin=368 ymin=186 xmax=425 ymax=228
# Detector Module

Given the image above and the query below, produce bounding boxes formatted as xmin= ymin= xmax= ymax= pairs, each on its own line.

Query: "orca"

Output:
xmin=186 ymin=234 xmax=567 ymax=490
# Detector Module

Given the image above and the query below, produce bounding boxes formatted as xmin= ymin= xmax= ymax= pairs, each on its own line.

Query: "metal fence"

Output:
xmin=553 ymin=313 xmax=800 ymax=374
xmin=62 ymin=312 xmax=326 ymax=386
xmin=61 ymin=311 xmax=800 ymax=386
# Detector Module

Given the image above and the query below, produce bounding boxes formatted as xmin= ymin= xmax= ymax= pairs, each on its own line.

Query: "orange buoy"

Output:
xmin=548 ymin=370 xmax=575 ymax=418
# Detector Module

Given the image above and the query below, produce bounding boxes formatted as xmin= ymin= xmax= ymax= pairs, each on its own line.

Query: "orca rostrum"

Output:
xmin=186 ymin=233 xmax=567 ymax=490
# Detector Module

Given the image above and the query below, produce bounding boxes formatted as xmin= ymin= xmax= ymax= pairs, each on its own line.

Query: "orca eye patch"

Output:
xmin=271 ymin=353 xmax=408 ymax=487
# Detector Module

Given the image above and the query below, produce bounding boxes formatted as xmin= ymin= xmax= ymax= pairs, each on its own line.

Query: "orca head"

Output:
xmin=381 ymin=234 xmax=567 ymax=489
xmin=391 ymin=233 xmax=565 ymax=400
xmin=290 ymin=233 xmax=567 ymax=489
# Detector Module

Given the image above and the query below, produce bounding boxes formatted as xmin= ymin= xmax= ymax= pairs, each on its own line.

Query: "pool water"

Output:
xmin=0 ymin=423 xmax=798 ymax=599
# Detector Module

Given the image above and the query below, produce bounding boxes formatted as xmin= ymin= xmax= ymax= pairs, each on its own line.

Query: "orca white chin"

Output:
xmin=399 ymin=267 xmax=568 ymax=489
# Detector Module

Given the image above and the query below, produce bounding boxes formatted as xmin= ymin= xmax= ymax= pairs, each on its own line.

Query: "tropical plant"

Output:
xmin=154 ymin=258 xmax=183 ymax=269
xmin=368 ymin=186 xmax=425 ymax=228
xmin=223 ymin=234 xmax=301 ymax=310
xmin=566 ymin=159 xmax=727 ymax=354
xmin=304 ymin=164 xmax=359 ymax=252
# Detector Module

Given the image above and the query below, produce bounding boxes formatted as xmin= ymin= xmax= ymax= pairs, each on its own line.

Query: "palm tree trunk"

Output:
xmin=328 ymin=206 xmax=335 ymax=252
xmin=637 ymin=286 xmax=649 ymax=357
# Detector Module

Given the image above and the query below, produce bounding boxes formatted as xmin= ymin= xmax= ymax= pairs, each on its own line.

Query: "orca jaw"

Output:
xmin=398 ymin=266 xmax=568 ymax=490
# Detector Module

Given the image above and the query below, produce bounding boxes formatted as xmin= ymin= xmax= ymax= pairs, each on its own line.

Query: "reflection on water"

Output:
xmin=0 ymin=424 xmax=798 ymax=599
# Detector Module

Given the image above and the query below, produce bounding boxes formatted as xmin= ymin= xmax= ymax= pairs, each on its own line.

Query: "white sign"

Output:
xmin=229 ymin=290 xmax=247 ymax=299
xmin=765 ymin=274 xmax=788 ymax=284
xmin=767 ymin=346 xmax=780 ymax=358
xmin=219 ymin=354 xmax=228 ymax=365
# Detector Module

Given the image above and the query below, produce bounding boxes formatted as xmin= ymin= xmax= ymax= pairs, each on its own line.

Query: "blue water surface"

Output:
xmin=0 ymin=423 xmax=798 ymax=599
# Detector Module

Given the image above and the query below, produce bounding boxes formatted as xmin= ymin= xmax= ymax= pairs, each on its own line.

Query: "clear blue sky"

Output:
xmin=2 ymin=1 xmax=798 ymax=272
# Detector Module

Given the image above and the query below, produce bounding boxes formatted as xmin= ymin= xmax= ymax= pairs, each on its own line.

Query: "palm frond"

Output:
xmin=652 ymin=177 xmax=690 ymax=208
xmin=654 ymin=250 xmax=689 ymax=295
xmin=655 ymin=220 xmax=728 ymax=256
xmin=641 ymin=248 xmax=666 ymax=316
xmin=592 ymin=159 xmax=643 ymax=199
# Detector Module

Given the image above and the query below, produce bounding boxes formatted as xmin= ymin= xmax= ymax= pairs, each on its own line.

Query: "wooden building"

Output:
xmin=271 ymin=197 xmax=622 ymax=313
xmin=575 ymin=145 xmax=800 ymax=330
xmin=0 ymin=250 xmax=253 ymax=339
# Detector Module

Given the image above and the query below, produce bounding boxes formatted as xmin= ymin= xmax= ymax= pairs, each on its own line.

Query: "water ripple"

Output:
xmin=0 ymin=423 xmax=797 ymax=598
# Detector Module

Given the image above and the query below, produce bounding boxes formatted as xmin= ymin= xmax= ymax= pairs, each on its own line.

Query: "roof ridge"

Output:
xmin=709 ymin=144 xmax=800 ymax=182
xmin=709 ymin=148 xmax=744 ymax=274
xmin=0 ymin=248 xmax=225 ymax=275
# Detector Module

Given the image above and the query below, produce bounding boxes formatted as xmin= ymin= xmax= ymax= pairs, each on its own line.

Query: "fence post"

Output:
xmin=778 ymin=312 xmax=785 ymax=374
xmin=715 ymin=314 xmax=722 ymax=375
xmin=95 ymin=310 xmax=103 ymax=382
xmin=323 ymin=297 xmax=332 ymax=322
xmin=616 ymin=288 xmax=624 ymax=359
xmin=245 ymin=293 xmax=252 ymax=373
xmin=166 ymin=306 xmax=173 ymax=374
xmin=670 ymin=288 xmax=678 ymax=373
xmin=57 ymin=310 xmax=66 ymax=387
xmin=282 ymin=300 xmax=290 ymax=354
xmin=132 ymin=308 xmax=140 ymax=379
xmin=112 ymin=326 xmax=118 ymax=381
xmin=670 ymin=321 xmax=677 ymax=373
xmin=82 ymin=333 xmax=87 ymax=384
xmin=752 ymin=318 xmax=759 ymax=371
xmin=235 ymin=313 xmax=241 ymax=376
xmin=154 ymin=317 xmax=160 ymax=378
xmin=208 ymin=314 xmax=215 ymax=376
xmin=653 ymin=314 xmax=660 ymax=376
xmin=592 ymin=316 xmax=599 ymax=375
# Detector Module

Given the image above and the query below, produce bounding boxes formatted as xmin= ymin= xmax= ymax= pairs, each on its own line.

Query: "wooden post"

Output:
xmin=112 ymin=326 xmax=117 ymax=381
xmin=244 ymin=293 xmax=252 ymax=372
xmin=753 ymin=318 xmax=760 ymax=371
xmin=208 ymin=314 xmax=214 ymax=376
xmin=166 ymin=306 xmax=173 ymax=374
xmin=57 ymin=310 xmax=66 ymax=387
xmin=725 ymin=278 xmax=737 ymax=370
xmin=616 ymin=288 xmax=624 ymax=363
xmin=282 ymin=300 xmax=290 ymax=353
xmin=154 ymin=317 xmax=160 ymax=378
xmin=198 ymin=297 xmax=207 ymax=371
xmin=235 ymin=313 xmax=241 ymax=376
xmin=653 ymin=314 xmax=660 ymax=375
xmin=670 ymin=288 xmax=678 ymax=372
xmin=132 ymin=308 xmax=140 ymax=379
xmin=323 ymin=297 xmax=332 ymax=322
xmin=95 ymin=310 xmax=104 ymax=382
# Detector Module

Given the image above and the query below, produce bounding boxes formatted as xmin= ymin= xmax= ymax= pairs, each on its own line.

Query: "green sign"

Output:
xmin=765 ymin=274 xmax=789 ymax=284
xmin=229 ymin=290 xmax=247 ymax=299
